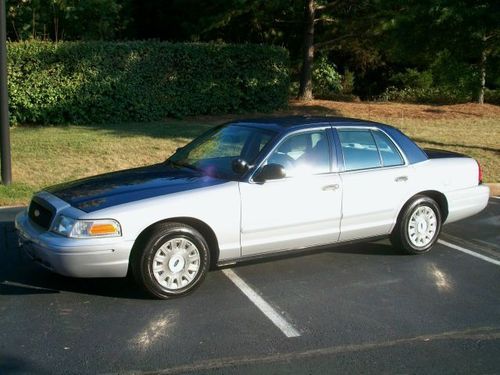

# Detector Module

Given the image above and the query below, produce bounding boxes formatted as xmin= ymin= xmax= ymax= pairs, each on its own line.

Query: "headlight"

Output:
xmin=52 ymin=216 xmax=121 ymax=238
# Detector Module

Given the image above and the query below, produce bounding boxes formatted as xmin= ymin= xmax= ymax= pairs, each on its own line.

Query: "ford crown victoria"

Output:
xmin=15 ymin=117 xmax=490 ymax=298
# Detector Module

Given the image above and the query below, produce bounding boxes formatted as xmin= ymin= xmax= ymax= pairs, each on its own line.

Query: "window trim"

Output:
xmin=371 ymin=129 xmax=405 ymax=168
xmin=248 ymin=126 xmax=334 ymax=183
xmin=335 ymin=126 xmax=408 ymax=173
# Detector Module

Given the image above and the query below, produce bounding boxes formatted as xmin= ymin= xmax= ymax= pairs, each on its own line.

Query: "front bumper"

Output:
xmin=15 ymin=210 xmax=134 ymax=278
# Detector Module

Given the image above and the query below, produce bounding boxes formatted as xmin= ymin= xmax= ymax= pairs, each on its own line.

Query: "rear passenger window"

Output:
xmin=372 ymin=131 xmax=404 ymax=167
xmin=339 ymin=130 xmax=381 ymax=171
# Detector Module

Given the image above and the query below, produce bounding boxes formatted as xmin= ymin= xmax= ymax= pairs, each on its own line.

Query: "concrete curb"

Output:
xmin=0 ymin=205 xmax=25 ymax=210
xmin=486 ymin=183 xmax=500 ymax=197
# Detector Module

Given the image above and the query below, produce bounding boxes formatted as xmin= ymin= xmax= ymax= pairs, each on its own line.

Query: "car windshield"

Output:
xmin=167 ymin=124 xmax=276 ymax=179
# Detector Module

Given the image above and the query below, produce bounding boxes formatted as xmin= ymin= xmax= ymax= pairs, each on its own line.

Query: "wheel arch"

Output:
xmin=130 ymin=217 xmax=220 ymax=269
xmin=397 ymin=190 xmax=449 ymax=225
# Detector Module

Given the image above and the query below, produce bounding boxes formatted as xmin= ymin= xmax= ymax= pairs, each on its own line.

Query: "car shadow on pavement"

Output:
xmin=0 ymin=354 xmax=49 ymax=375
xmin=332 ymin=240 xmax=405 ymax=256
xmin=1 ymin=214 xmax=403 ymax=299
xmin=226 ymin=239 xmax=405 ymax=270
xmin=0 ymin=219 xmax=152 ymax=300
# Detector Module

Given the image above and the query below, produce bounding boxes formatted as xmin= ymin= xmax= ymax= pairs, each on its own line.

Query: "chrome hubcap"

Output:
xmin=152 ymin=238 xmax=200 ymax=290
xmin=408 ymin=206 xmax=437 ymax=247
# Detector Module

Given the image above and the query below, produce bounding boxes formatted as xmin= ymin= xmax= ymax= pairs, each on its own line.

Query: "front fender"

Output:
xmin=82 ymin=181 xmax=242 ymax=260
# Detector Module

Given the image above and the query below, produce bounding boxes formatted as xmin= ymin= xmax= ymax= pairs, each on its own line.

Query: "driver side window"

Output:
xmin=266 ymin=131 xmax=330 ymax=177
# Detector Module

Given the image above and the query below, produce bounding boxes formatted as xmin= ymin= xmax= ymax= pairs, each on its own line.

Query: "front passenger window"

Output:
xmin=266 ymin=131 xmax=330 ymax=177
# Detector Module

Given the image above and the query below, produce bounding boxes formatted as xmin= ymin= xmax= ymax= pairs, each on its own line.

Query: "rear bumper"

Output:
xmin=15 ymin=210 xmax=134 ymax=278
xmin=445 ymin=184 xmax=490 ymax=224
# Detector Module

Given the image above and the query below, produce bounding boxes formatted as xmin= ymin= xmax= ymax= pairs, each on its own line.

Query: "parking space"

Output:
xmin=1 ymin=200 xmax=499 ymax=374
xmin=440 ymin=197 xmax=500 ymax=259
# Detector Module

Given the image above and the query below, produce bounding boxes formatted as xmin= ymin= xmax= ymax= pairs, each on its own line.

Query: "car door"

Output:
xmin=239 ymin=127 xmax=343 ymax=256
xmin=336 ymin=126 xmax=412 ymax=242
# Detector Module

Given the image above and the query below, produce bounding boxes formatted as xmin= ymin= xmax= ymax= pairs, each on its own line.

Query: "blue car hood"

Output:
xmin=45 ymin=164 xmax=227 ymax=213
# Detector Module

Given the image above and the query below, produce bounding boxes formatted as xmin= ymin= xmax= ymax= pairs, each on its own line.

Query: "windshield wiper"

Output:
xmin=166 ymin=159 xmax=229 ymax=179
xmin=166 ymin=159 xmax=201 ymax=172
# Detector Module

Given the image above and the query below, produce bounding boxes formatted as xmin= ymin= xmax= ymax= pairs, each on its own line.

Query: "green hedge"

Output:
xmin=7 ymin=41 xmax=289 ymax=124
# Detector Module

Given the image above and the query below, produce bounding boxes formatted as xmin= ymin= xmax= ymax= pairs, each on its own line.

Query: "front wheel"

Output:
xmin=131 ymin=223 xmax=210 ymax=299
xmin=391 ymin=196 xmax=442 ymax=254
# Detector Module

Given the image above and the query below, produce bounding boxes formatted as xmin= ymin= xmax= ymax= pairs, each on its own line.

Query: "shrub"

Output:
xmin=379 ymin=86 xmax=471 ymax=104
xmin=326 ymin=93 xmax=360 ymax=102
xmin=312 ymin=56 xmax=343 ymax=99
xmin=430 ymin=50 xmax=478 ymax=95
xmin=341 ymin=69 xmax=355 ymax=95
xmin=383 ymin=51 xmax=484 ymax=104
xmin=485 ymin=89 xmax=500 ymax=105
xmin=7 ymin=41 xmax=289 ymax=124
xmin=289 ymin=81 xmax=300 ymax=97
xmin=390 ymin=68 xmax=433 ymax=90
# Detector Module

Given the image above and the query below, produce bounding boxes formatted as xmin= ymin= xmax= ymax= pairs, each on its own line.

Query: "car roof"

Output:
xmin=230 ymin=116 xmax=428 ymax=165
xmin=231 ymin=116 xmax=394 ymax=132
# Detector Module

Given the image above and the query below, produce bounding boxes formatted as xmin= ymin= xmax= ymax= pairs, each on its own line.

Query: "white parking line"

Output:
xmin=222 ymin=268 xmax=300 ymax=338
xmin=438 ymin=240 xmax=500 ymax=266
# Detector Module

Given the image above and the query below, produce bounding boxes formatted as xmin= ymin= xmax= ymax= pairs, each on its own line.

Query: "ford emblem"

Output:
xmin=34 ymin=209 xmax=40 ymax=217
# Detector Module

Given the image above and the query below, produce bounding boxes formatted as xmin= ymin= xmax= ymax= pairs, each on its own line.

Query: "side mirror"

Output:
xmin=254 ymin=164 xmax=286 ymax=182
xmin=232 ymin=158 xmax=249 ymax=175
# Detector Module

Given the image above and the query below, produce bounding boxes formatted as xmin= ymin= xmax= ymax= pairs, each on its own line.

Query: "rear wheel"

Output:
xmin=391 ymin=196 xmax=442 ymax=254
xmin=131 ymin=223 xmax=210 ymax=299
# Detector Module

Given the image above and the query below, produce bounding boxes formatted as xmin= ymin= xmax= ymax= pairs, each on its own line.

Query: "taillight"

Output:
xmin=477 ymin=160 xmax=483 ymax=184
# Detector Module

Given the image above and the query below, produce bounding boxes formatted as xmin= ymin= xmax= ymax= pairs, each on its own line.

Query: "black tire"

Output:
xmin=390 ymin=195 xmax=442 ymax=255
xmin=131 ymin=222 xmax=210 ymax=299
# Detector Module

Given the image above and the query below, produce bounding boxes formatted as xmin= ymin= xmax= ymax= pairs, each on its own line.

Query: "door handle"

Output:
xmin=395 ymin=176 xmax=408 ymax=182
xmin=322 ymin=184 xmax=340 ymax=191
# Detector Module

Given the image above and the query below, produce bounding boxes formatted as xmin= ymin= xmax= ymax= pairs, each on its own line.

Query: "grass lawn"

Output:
xmin=1 ymin=100 xmax=499 ymax=206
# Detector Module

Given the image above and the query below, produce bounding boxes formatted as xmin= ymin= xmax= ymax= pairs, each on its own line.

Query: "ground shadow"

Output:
xmin=63 ymin=106 xmax=341 ymax=141
xmin=0 ymin=217 xmax=151 ymax=300
xmin=17 ymin=106 xmax=342 ymax=145
xmin=413 ymin=137 xmax=500 ymax=154
xmin=2 ymin=213 xmax=401 ymax=299
xmin=423 ymin=108 xmax=446 ymax=114
xmin=19 ymin=120 xmax=214 ymax=142
xmin=228 ymin=238 xmax=404 ymax=270
xmin=0 ymin=354 xmax=47 ymax=375
xmin=278 ymin=104 xmax=343 ymax=117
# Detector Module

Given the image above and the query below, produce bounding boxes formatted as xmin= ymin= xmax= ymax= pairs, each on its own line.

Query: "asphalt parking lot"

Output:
xmin=1 ymin=199 xmax=499 ymax=374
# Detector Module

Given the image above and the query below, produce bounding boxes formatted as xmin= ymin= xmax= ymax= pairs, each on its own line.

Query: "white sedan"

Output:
xmin=15 ymin=117 xmax=489 ymax=298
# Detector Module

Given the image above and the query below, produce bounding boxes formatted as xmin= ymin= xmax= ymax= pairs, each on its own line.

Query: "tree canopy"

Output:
xmin=5 ymin=0 xmax=500 ymax=103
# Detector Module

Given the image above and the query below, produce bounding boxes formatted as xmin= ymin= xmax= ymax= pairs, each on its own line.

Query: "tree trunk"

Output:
xmin=478 ymin=39 xmax=487 ymax=105
xmin=54 ymin=15 xmax=59 ymax=42
xmin=298 ymin=0 xmax=315 ymax=101
xmin=32 ymin=8 xmax=36 ymax=39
